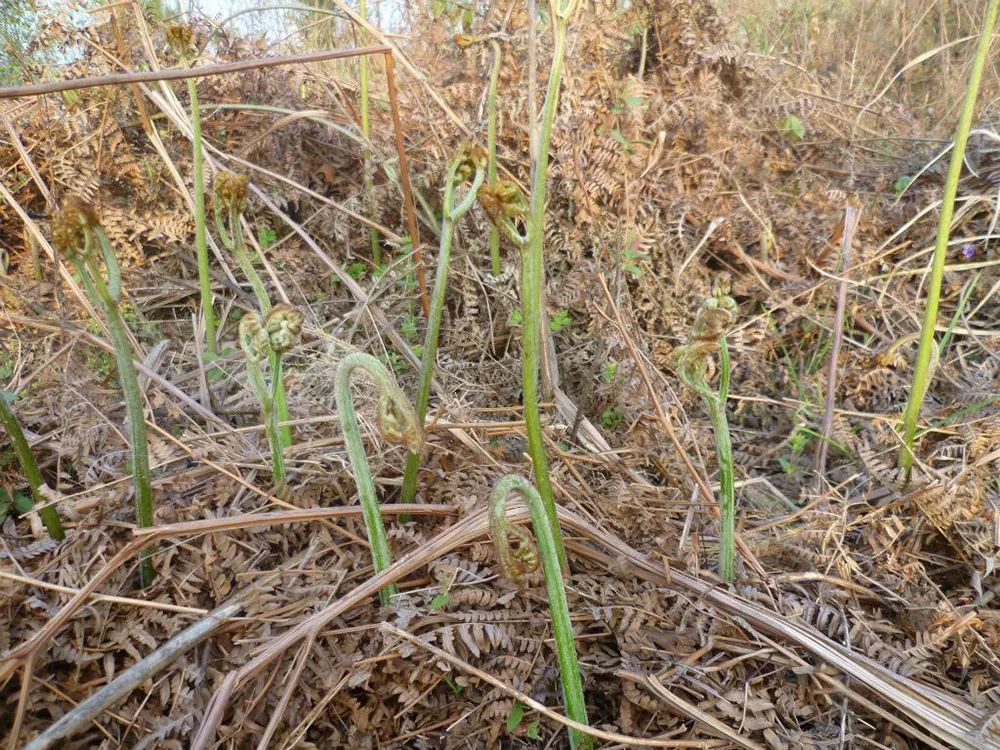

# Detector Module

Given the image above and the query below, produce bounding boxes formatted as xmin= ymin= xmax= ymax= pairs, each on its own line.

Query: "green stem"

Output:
xmin=75 ymin=249 xmax=155 ymax=587
xmin=486 ymin=39 xmax=502 ymax=276
xmin=0 ymin=395 xmax=65 ymax=541
xmin=521 ymin=0 xmax=577 ymax=574
xmin=401 ymin=159 xmax=486 ymax=506
xmin=707 ymin=338 xmax=735 ymax=582
xmin=900 ymin=0 xmax=1000 ymax=480
xmin=244 ymin=348 xmax=285 ymax=489
xmin=336 ymin=352 xmax=420 ymax=606
xmin=187 ymin=75 xmax=217 ymax=359
xmin=359 ymin=0 xmax=381 ymax=266
xmin=490 ymin=475 xmax=589 ymax=749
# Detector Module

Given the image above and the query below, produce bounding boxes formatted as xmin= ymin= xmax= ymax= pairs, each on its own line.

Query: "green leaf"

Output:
xmin=893 ymin=174 xmax=913 ymax=195
xmin=526 ymin=720 xmax=540 ymax=740
xmin=779 ymin=114 xmax=805 ymax=141
xmin=601 ymin=360 xmax=619 ymax=383
xmin=505 ymin=701 xmax=525 ymax=732
xmin=442 ymin=674 xmax=463 ymax=694
xmin=257 ymin=226 xmax=278 ymax=249
xmin=506 ymin=309 xmax=523 ymax=327
xmin=625 ymin=95 xmax=644 ymax=108
xmin=549 ymin=309 xmax=572 ymax=332
xmin=430 ymin=593 xmax=449 ymax=611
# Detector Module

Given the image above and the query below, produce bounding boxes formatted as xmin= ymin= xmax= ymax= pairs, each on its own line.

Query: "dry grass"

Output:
xmin=0 ymin=0 xmax=999 ymax=748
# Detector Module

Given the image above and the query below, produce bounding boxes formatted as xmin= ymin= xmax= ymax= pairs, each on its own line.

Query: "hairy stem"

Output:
xmin=521 ymin=0 xmax=577 ymax=574
xmin=75 ymin=245 xmax=155 ymax=587
xmin=707 ymin=338 xmax=735 ymax=582
xmin=490 ymin=474 xmax=588 ymax=748
xmin=359 ymin=0 xmax=381 ymax=266
xmin=336 ymin=353 xmax=422 ymax=605
xmin=400 ymin=157 xmax=485 ymax=506
xmin=0 ymin=395 xmax=65 ymax=541
xmin=899 ymin=0 xmax=1000 ymax=480
xmin=187 ymin=76 xmax=217 ymax=359
xmin=243 ymin=345 xmax=285 ymax=489
xmin=486 ymin=39 xmax=502 ymax=276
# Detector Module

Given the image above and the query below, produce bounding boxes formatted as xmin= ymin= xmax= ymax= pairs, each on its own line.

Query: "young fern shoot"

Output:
xmin=455 ymin=34 xmax=504 ymax=275
xmin=0 ymin=393 xmax=65 ymax=541
xmin=490 ymin=474 xmax=589 ymax=749
xmin=400 ymin=146 xmax=486 ymax=506
xmin=899 ymin=0 xmax=1000 ymax=481
xmin=239 ymin=305 xmax=303 ymax=490
xmin=513 ymin=0 xmax=580 ymax=573
xmin=214 ymin=172 xmax=292 ymax=449
xmin=53 ymin=197 xmax=155 ymax=586
xmin=335 ymin=353 xmax=423 ymax=605
xmin=167 ymin=24 xmax=216 ymax=359
xmin=673 ymin=274 xmax=738 ymax=582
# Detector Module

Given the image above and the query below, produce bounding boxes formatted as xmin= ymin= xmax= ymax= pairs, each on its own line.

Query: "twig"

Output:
xmin=815 ymin=204 xmax=861 ymax=483
xmin=0 ymin=46 xmax=391 ymax=98
xmin=22 ymin=600 xmax=244 ymax=750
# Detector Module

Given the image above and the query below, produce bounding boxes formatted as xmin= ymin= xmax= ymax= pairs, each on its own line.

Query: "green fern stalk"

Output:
xmin=490 ymin=474 xmax=589 ymax=748
xmin=55 ymin=199 xmax=154 ymax=586
xmin=900 ymin=0 xmax=1000 ymax=480
xmin=486 ymin=39 xmax=502 ymax=275
xmin=335 ymin=353 xmax=423 ymax=606
xmin=214 ymin=173 xmax=292 ymax=449
xmin=520 ymin=0 xmax=579 ymax=574
xmin=400 ymin=149 xmax=486 ymax=506
xmin=167 ymin=25 xmax=216 ymax=359
xmin=673 ymin=276 xmax=738 ymax=582
xmin=239 ymin=306 xmax=302 ymax=489
xmin=0 ymin=395 xmax=65 ymax=541
xmin=359 ymin=0 xmax=381 ymax=266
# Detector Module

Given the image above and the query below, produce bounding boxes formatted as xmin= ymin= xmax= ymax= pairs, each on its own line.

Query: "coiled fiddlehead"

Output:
xmin=673 ymin=273 xmax=738 ymax=581
xmin=53 ymin=197 xmax=154 ymax=586
xmin=490 ymin=474 xmax=589 ymax=748
xmin=335 ymin=353 xmax=423 ymax=605
xmin=400 ymin=146 xmax=486 ymax=507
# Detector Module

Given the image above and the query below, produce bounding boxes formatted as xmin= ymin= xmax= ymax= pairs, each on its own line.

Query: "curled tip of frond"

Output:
xmin=214 ymin=171 xmax=249 ymax=214
xmin=455 ymin=143 xmax=487 ymax=183
xmin=673 ymin=273 xmax=737 ymax=382
xmin=489 ymin=475 xmax=542 ymax=583
xmin=477 ymin=180 xmax=528 ymax=222
xmin=165 ymin=24 xmax=195 ymax=57
xmin=453 ymin=33 xmax=478 ymax=50
xmin=238 ymin=312 xmax=269 ymax=361
xmin=264 ymin=304 xmax=303 ymax=355
xmin=52 ymin=196 xmax=100 ymax=257
xmin=376 ymin=391 xmax=424 ymax=453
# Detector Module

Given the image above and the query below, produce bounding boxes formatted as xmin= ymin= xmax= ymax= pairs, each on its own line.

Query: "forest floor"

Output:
xmin=1 ymin=0 xmax=999 ymax=748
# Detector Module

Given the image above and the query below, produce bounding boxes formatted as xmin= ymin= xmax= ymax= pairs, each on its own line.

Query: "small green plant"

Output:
xmin=549 ymin=308 xmax=572 ymax=332
xmin=900 ymin=0 xmax=1000 ymax=481
xmin=0 ymin=392 xmax=64 ymax=540
xmin=257 ymin=225 xmax=277 ymax=249
xmin=400 ymin=313 xmax=420 ymax=342
xmin=214 ymin=172 xmax=292 ymax=449
xmin=673 ymin=274 xmax=738 ymax=582
xmin=167 ymin=24 xmax=216 ymax=360
xmin=400 ymin=146 xmax=486 ymax=506
xmin=335 ymin=352 xmax=423 ymax=605
xmin=455 ymin=33 xmax=505 ymax=275
xmin=601 ymin=360 xmax=618 ymax=383
xmin=53 ymin=197 xmax=154 ymax=586
xmin=892 ymin=174 xmax=913 ymax=196
xmin=347 ymin=261 xmax=367 ymax=280
xmin=490 ymin=474 xmax=589 ymax=748
xmin=238 ymin=305 xmax=303 ymax=489
xmin=600 ymin=406 xmax=625 ymax=431
xmin=779 ymin=113 xmax=805 ymax=141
